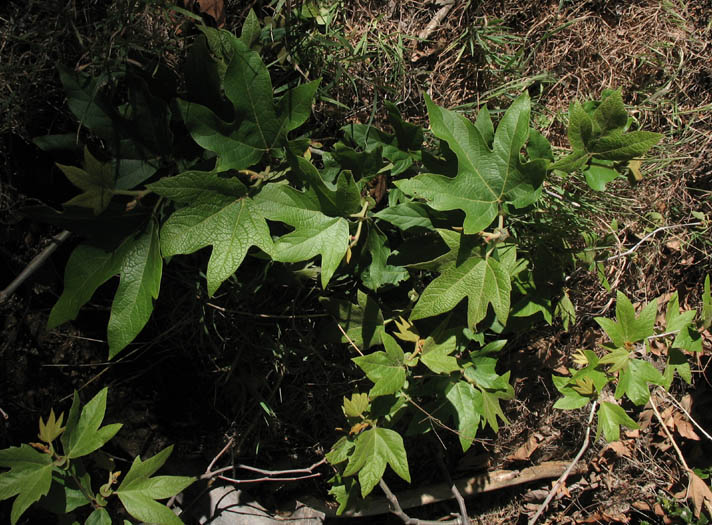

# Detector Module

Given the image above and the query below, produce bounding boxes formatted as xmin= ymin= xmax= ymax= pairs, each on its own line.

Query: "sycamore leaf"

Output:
xmin=115 ymin=446 xmax=195 ymax=525
xmin=38 ymin=409 xmax=65 ymax=444
xmin=352 ymin=333 xmax=406 ymax=397
xmin=420 ymin=330 xmax=460 ymax=374
xmin=150 ymin=171 xmax=272 ymax=296
xmin=665 ymin=292 xmax=702 ymax=352
xmin=554 ymin=91 xmax=662 ymax=179
xmin=361 ymin=228 xmax=409 ymax=291
xmin=58 ymin=147 xmax=115 ymax=215
xmin=47 ymin=221 xmax=162 ymax=358
xmin=342 ymin=427 xmax=410 ymax=498
xmin=85 ymin=508 xmax=112 ymax=525
xmin=61 ymin=388 xmax=122 ymax=459
xmin=615 ymin=358 xmax=664 ymax=406
xmin=664 ymin=348 xmax=692 ymax=386
xmin=326 ymin=436 xmax=356 ymax=466
xmin=480 ymin=387 xmax=510 ymax=433
xmin=374 ymin=202 xmax=438 ymax=231
xmin=256 ymin=183 xmax=349 ymax=287
xmin=396 ymin=93 xmax=546 ymax=234
xmin=445 ymin=380 xmax=482 ymax=452
xmin=597 ymin=401 xmax=639 ymax=442
xmin=343 ymin=393 xmax=370 ymax=419
xmin=320 ymin=290 xmax=385 ymax=350
xmin=107 ymin=220 xmax=162 ymax=357
xmin=288 ymin=154 xmax=361 ymax=216
xmin=595 ymin=292 xmax=656 ymax=347
xmin=178 ymin=33 xmax=319 ymax=171
xmin=411 ymin=252 xmax=511 ymax=328
xmin=328 ymin=474 xmax=359 ymax=516
xmin=0 ymin=444 xmax=54 ymax=525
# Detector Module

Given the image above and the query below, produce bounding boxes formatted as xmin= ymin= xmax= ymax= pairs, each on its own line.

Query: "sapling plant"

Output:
xmin=16 ymin=9 xmax=680 ymax=517
xmin=0 ymin=388 xmax=194 ymax=525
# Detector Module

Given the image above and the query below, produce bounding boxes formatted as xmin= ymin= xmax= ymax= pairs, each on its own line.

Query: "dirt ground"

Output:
xmin=1 ymin=0 xmax=712 ymax=523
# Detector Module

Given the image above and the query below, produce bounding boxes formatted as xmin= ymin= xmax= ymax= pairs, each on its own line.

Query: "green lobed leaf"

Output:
xmin=178 ymin=35 xmax=317 ymax=171
xmin=85 ymin=508 xmax=112 ymax=525
xmin=116 ymin=446 xmax=195 ymax=525
xmin=584 ymin=164 xmax=620 ymax=192
xmin=595 ymin=292 xmax=656 ymax=347
xmin=57 ymin=64 xmax=117 ymax=140
xmin=48 ymin=221 xmax=163 ymax=358
xmin=288 ymin=154 xmax=361 ymax=216
xmin=615 ymin=358 xmax=664 ymax=406
xmin=343 ymin=393 xmax=370 ymax=419
xmin=361 ymin=228 xmax=409 ymax=291
xmin=256 ymin=183 xmax=349 ymax=287
xmin=320 ymin=290 xmax=385 ymax=350
xmin=396 ymin=93 xmax=546 ymax=234
xmin=665 ymin=292 xmax=702 ymax=352
xmin=107 ymin=220 xmax=162 ymax=357
xmin=589 ymin=130 xmax=663 ymax=161
xmin=342 ymin=427 xmax=410 ymax=498
xmin=411 ymin=253 xmax=511 ymax=328
xmin=420 ymin=330 xmax=460 ymax=375
xmin=597 ymin=401 xmax=639 ymax=442
xmin=352 ymin=333 xmax=406 ymax=397
xmin=480 ymin=387 xmax=510 ymax=433
xmin=0 ymin=444 xmax=54 ymax=525
xmin=150 ymin=171 xmax=273 ymax=296
xmin=62 ymin=388 xmax=122 ymax=459
xmin=374 ymin=202 xmax=438 ymax=231
xmin=58 ymin=147 xmax=115 ymax=215
xmin=445 ymin=380 xmax=482 ymax=451
xmin=703 ymin=275 xmax=712 ymax=330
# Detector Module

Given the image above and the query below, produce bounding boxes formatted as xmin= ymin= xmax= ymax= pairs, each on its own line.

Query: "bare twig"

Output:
xmin=303 ymin=461 xmax=585 ymax=518
xmin=217 ymin=472 xmax=321 ymax=484
xmin=379 ymin=479 xmax=460 ymax=525
xmin=335 ymin=322 xmax=364 ymax=356
xmin=529 ymin=401 xmax=597 ymax=525
xmin=0 ymin=407 xmax=8 ymax=420
xmin=649 ymin=394 xmax=689 ymax=471
xmin=418 ymin=0 xmax=455 ymax=42
xmin=0 ymin=230 xmax=71 ymax=303
xmin=434 ymin=443 xmax=469 ymax=524
xmin=605 ymin=223 xmax=701 ymax=262
xmin=659 ymin=387 xmax=712 ymax=442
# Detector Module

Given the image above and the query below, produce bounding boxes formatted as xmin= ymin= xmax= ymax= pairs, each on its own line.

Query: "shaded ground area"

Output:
xmin=1 ymin=0 xmax=711 ymax=523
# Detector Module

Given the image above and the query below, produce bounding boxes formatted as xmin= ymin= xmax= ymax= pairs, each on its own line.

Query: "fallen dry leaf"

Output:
xmin=508 ymin=435 xmax=539 ymax=461
xmin=687 ymin=470 xmax=712 ymax=518
xmin=601 ymin=440 xmax=633 ymax=458
xmin=673 ymin=413 xmax=700 ymax=440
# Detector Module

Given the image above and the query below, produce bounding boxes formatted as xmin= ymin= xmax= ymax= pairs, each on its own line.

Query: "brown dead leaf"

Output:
xmin=601 ymin=440 xmax=633 ymax=458
xmin=665 ymin=239 xmax=682 ymax=251
xmin=674 ymin=413 xmax=700 ymax=440
xmin=688 ymin=470 xmax=712 ymax=518
xmin=508 ymin=435 xmax=540 ymax=461
xmin=632 ymin=501 xmax=651 ymax=512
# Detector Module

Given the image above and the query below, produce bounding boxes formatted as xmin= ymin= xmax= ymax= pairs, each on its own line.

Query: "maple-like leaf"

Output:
xmin=554 ymin=91 xmax=663 ymax=180
xmin=597 ymin=401 xmax=639 ymax=442
xmin=396 ymin=93 xmax=546 ymax=234
xmin=352 ymin=333 xmax=406 ymax=397
xmin=595 ymin=291 xmax=657 ymax=348
xmin=61 ymin=388 xmax=122 ymax=459
xmin=410 ymin=243 xmax=511 ymax=328
xmin=342 ymin=427 xmax=410 ymax=498
xmin=48 ymin=220 xmax=163 ymax=358
xmin=0 ymin=444 xmax=54 ymax=524
xmin=665 ymin=292 xmax=702 ymax=352
xmin=115 ymin=446 xmax=195 ymax=525
xmin=256 ymin=183 xmax=350 ymax=287
xmin=58 ymin=147 xmax=115 ymax=215
xmin=614 ymin=358 xmax=664 ymax=406
xmin=178 ymin=32 xmax=319 ymax=171
xmin=361 ymin=228 xmax=409 ymax=291
xmin=444 ymin=380 xmax=482 ymax=451
xmin=320 ymin=290 xmax=385 ymax=350
xmin=149 ymin=171 xmax=272 ymax=296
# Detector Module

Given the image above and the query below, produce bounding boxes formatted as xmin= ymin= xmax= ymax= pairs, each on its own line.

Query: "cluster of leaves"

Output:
xmin=16 ymin=9 xmax=678 ymax=517
xmin=0 ymin=388 xmax=193 ymax=524
xmin=553 ymin=282 xmax=711 ymax=442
